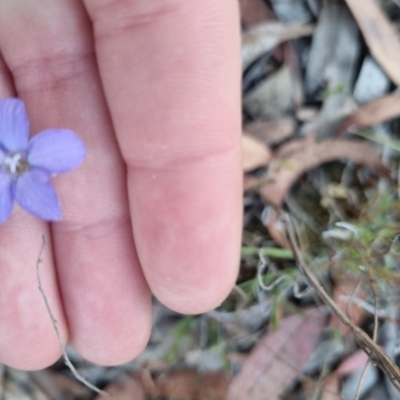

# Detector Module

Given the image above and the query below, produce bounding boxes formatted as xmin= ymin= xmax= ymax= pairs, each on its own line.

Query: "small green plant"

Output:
xmin=320 ymin=83 xmax=347 ymax=100
xmin=314 ymin=191 xmax=400 ymax=308
xmin=238 ymin=267 xmax=299 ymax=300
xmin=164 ymin=316 xmax=196 ymax=364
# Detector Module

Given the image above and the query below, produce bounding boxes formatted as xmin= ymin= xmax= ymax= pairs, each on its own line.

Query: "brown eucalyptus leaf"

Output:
xmin=321 ymin=352 xmax=372 ymax=400
xmin=321 ymin=375 xmax=341 ymax=400
xmin=227 ymin=308 xmax=328 ymax=400
xmin=30 ymin=370 xmax=89 ymax=400
xmin=242 ymin=133 xmax=272 ymax=172
xmin=95 ymin=375 xmax=146 ymax=400
xmin=283 ymin=41 xmax=304 ymax=107
xmin=244 ymin=116 xmax=295 ymax=145
xmin=239 ymin=0 xmax=275 ymax=27
xmin=242 ymin=22 xmax=314 ymax=69
xmin=345 ymin=0 xmax=400 ymax=85
xmin=151 ymin=370 xmax=230 ymax=400
xmin=244 ymin=175 xmax=264 ymax=191
xmin=336 ymin=351 xmax=370 ymax=376
xmin=337 ymin=94 xmax=400 ymax=136
xmin=329 ymin=274 xmax=367 ymax=338
xmin=261 ymin=138 xmax=389 ymax=207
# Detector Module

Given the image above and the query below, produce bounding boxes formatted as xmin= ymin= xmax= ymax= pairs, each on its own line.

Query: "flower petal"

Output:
xmin=27 ymin=129 xmax=86 ymax=174
xmin=0 ymin=98 xmax=29 ymax=152
xmin=0 ymin=147 xmax=5 ymax=164
xmin=15 ymin=168 xmax=61 ymax=221
xmin=0 ymin=173 xmax=14 ymax=223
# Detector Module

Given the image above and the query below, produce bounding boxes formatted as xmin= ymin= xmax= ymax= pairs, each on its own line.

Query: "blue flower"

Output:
xmin=0 ymin=98 xmax=85 ymax=222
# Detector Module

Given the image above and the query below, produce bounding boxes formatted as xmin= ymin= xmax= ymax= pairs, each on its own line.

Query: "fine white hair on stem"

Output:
xmin=36 ymin=235 xmax=109 ymax=397
xmin=257 ymin=251 xmax=291 ymax=292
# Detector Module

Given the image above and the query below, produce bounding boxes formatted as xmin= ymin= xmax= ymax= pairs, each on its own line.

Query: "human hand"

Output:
xmin=0 ymin=0 xmax=242 ymax=369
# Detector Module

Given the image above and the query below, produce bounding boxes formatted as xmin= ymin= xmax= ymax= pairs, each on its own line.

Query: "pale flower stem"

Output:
xmin=354 ymin=360 xmax=369 ymax=400
xmin=36 ymin=235 xmax=109 ymax=397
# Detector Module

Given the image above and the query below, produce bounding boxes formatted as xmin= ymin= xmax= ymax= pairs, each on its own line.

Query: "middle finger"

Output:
xmin=0 ymin=0 xmax=152 ymax=365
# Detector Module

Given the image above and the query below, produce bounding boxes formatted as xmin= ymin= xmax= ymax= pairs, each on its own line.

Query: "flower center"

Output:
xmin=3 ymin=152 xmax=30 ymax=175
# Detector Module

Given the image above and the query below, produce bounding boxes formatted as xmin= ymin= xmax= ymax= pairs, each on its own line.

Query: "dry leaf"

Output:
xmin=337 ymin=93 xmax=400 ymax=136
xmin=305 ymin=2 xmax=360 ymax=94
xmin=263 ymin=207 xmax=291 ymax=249
xmin=300 ymin=94 xmax=357 ymax=139
xmin=321 ymin=375 xmax=341 ymax=400
xmin=244 ymin=174 xmax=264 ymax=191
xmin=5 ymin=369 xmax=48 ymax=400
xmin=336 ymin=351 xmax=370 ymax=376
xmin=321 ymin=351 xmax=371 ymax=400
xmin=95 ymin=375 xmax=146 ymax=400
xmin=227 ymin=308 xmax=328 ymax=400
xmin=242 ymin=22 xmax=314 ymax=69
xmin=30 ymin=370 xmax=90 ymax=400
xmin=261 ymin=138 xmax=389 ymax=207
xmin=296 ymin=107 xmax=319 ymax=122
xmin=97 ymin=370 xmax=229 ymax=400
xmin=242 ymin=134 xmax=272 ymax=172
xmin=345 ymin=0 xmax=400 ymax=85
xmin=353 ymin=56 xmax=391 ymax=103
xmin=239 ymin=0 xmax=275 ymax=27
xmin=328 ymin=271 xmax=366 ymax=337
xmin=301 ymin=2 xmax=360 ymax=135
xmin=150 ymin=370 xmax=230 ymax=400
xmin=244 ymin=117 xmax=295 ymax=145
xmin=244 ymin=66 xmax=294 ymax=118
xmin=269 ymin=0 xmax=313 ymax=24
xmin=338 ymin=351 xmax=377 ymax=399
xmin=283 ymin=41 xmax=304 ymax=107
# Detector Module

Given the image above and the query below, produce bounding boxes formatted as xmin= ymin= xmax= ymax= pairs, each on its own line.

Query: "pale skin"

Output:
xmin=0 ymin=0 xmax=242 ymax=369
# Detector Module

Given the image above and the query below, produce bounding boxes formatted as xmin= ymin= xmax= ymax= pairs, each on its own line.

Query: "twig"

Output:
xmin=36 ymin=235 xmax=109 ymax=397
xmin=354 ymin=268 xmax=378 ymax=400
xmin=285 ymin=217 xmax=400 ymax=392
xmin=354 ymin=362 xmax=369 ymax=400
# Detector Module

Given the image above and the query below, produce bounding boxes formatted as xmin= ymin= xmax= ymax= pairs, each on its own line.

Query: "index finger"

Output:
xmin=83 ymin=0 xmax=242 ymax=313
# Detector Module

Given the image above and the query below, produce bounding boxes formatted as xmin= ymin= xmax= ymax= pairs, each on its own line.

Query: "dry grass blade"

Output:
xmin=345 ymin=0 xmax=400 ymax=85
xmin=286 ymin=220 xmax=400 ymax=393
